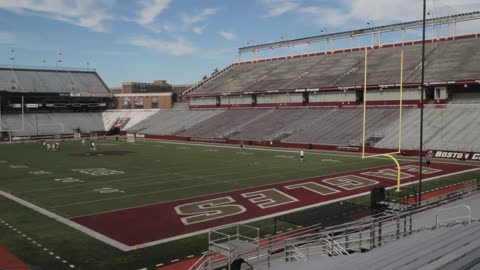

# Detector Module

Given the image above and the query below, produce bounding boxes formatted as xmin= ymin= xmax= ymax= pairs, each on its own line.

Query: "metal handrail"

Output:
xmin=436 ymin=205 xmax=471 ymax=228
xmin=196 ymin=179 xmax=479 ymax=269
xmin=188 ymin=253 xmax=208 ymax=270
xmin=290 ymin=245 xmax=307 ymax=261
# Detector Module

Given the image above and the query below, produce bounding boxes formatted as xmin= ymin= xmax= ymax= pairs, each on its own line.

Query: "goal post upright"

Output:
xmin=362 ymin=47 xmax=405 ymax=192
xmin=0 ymin=96 xmax=25 ymax=133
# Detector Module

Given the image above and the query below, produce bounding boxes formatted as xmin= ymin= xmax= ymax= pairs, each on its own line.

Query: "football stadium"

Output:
xmin=1 ymin=3 xmax=480 ymax=270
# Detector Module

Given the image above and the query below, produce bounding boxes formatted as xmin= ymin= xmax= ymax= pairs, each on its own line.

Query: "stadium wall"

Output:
xmin=142 ymin=134 xmax=425 ymax=156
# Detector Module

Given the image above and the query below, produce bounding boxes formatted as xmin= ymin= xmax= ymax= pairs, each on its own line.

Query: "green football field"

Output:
xmin=0 ymin=139 xmax=478 ymax=270
xmin=0 ymin=139 xmax=395 ymax=218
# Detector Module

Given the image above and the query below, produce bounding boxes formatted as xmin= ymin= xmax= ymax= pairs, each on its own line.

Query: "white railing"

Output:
xmin=436 ymin=205 xmax=471 ymax=228
xmin=290 ymin=245 xmax=307 ymax=261
xmin=188 ymin=253 xmax=208 ymax=270
xmin=193 ymin=179 xmax=479 ymax=270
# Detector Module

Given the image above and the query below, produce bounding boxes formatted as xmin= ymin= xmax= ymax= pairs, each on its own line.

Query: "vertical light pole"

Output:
xmin=367 ymin=21 xmax=376 ymax=46
xmin=281 ymin=34 xmax=292 ymax=55
xmin=9 ymin=48 xmax=14 ymax=69
xmin=321 ymin=27 xmax=328 ymax=52
xmin=57 ymin=50 xmax=62 ymax=69
xmin=246 ymin=40 xmax=256 ymax=59
xmin=418 ymin=0 xmax=427 ymax=204
xmin=427 ymin=11 xmax=435 ymax=41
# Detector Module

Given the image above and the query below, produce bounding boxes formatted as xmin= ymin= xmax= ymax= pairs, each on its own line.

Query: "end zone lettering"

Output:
xmin=434 ymin=151 xmax=466 ymax=159
xmin=175 ymin=173 xmax=381 ymax=226
xmin=430 ymin=150 xmax=480 ymax=160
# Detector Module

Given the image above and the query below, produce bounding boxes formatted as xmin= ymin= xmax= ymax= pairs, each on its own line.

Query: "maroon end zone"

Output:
xmin=71 ymin=162 xmax=478 ymax=247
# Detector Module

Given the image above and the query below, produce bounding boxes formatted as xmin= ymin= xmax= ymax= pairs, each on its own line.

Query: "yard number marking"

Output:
xmin=72 ymin=168 xmax=125 ymax=176
xmin=94 ymin=188 xmax=125 ymax=194
xmin=29 ymin=171 xmax=52 ymax=175
xmin=54 ymin=178 xmax=84 ymax=183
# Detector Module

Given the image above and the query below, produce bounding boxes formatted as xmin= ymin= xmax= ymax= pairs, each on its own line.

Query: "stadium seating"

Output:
xmin=102 ymin=110 xmax=158 ymax=131
xmin=0 ymin=69 xmax=109 ymax=94
xmin=188 ymin=37 xmax=480 ymax=95
xmin=273 ymin=221 xmax=480 ymax=270
xmin=126 ymin=110 xmax=222 ymax=135
xmin=1 ymin=113 xmax=104 ymax=136
xmin=375 ymin=104 xmax=480 ymax=151
xmin=178 ymin=109 xmax=273 ymax=138
xmin=3 ymin=103 xmax=480 ymax=152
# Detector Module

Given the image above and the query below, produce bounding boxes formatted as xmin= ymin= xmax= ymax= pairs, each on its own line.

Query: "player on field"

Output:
xmin=426 ymin=151 xmax=433 ymax=168
xmin=425 ymin=156 xmax=431 ymax=168
xmin=300 ymin=150 xmax=304 ymax=162
xmin=81 ymin=139 xmax=86 ymax=146
xmin=90 ymin=141 xmax=96 ymax=151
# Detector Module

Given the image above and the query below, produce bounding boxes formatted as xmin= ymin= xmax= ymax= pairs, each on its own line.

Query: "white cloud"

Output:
xmin=127 ymin=36 xmax=196 ymax=55
xmin=260 ymin=0 xmax=299 ymax=18
xmin=219 ymin=31 xmax=238 ymax=41
xmin=137 ymin=0 xmax=171 ymax=26
xmin=0 ymin=0 xmax=114 ymax=32
xmin=180 ymin=8 xmax=218 ymax=25
xmin=296 ymin=0 xmax=480 ymax=28
xmin=0 ymin=32 xmax=16 ymax=44
xmin=193 ymin=24 xmax=208 ymax=35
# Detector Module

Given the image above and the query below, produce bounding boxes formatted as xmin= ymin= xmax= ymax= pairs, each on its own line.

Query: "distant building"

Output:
xmin=112 ymin=80 xmax=194 ymax=102
xmin=110 ymin=87 xmax=122 ymax=94
xmin=121 ymin=80 xmax=172 ymax=94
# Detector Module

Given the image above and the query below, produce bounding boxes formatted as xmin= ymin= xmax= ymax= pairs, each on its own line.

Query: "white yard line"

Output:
xmin=0 ymin=190 xmax=133 ymax=251
xmin=31 ymin=159 xmax=363 ymax=207
xmin=147 ymin=139 xmax=416 ymax=162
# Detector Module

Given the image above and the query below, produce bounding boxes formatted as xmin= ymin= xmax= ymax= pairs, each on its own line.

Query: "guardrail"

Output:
xmin=191 ymin=178 xmax=479 ymax=270
xmin=436 ymin=205 xmax=471 ymax=228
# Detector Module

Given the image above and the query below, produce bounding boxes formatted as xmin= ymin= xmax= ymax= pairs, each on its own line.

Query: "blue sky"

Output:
xmin=0 ymin=0 xmax=479 ymax=87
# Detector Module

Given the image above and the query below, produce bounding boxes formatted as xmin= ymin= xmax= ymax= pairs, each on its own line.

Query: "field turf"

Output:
xmin=0 ymin=139 xmax=478 ymax=269
xmin=0 ymin=140 xmax=395 ymax=218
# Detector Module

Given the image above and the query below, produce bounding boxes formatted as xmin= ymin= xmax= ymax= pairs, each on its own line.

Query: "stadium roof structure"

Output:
xmin=238 ymin=11 xmax=480 ymax=56
xmin=0 ymin=66 xmax=111 ymax=96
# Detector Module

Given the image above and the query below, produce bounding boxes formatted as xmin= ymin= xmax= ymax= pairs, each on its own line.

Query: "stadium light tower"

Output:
xmin=9 ymin=48 xmax=14 ymax=69
xmin=321 ymin=27 xmax=330 ymax=51
xmin=367 ymin=21 xmax=378 ymax=46
xmin=57 ymin=50 xmax=62 ymax=69
xmin=281 ymin=34 xmax=293 ymax=55
xmin=246 ymin=40 xmax=257 ymax=59
xmin=427 ymin=11 xmax=435 ymax=40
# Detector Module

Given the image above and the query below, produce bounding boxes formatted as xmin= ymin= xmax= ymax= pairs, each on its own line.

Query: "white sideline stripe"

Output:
xmin=0 ymin=190 xmax=133 ymax=251
xmin=133 ymin=167 xmax=480 ymax=249
xmin=150 ymin=139 xmax=420 ymax=162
